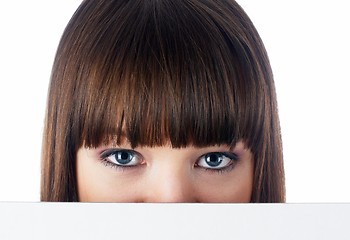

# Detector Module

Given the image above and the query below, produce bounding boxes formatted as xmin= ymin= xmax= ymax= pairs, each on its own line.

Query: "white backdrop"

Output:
xmin=0 ymin=0 xmax=349 ymax=202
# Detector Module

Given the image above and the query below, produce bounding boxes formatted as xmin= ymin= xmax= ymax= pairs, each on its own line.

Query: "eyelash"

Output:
xmin=100 ymin=158 xmax=131 ymax=172
xmin=199 ymin=161 xmax=237 ymax=174
xmin=99 ymin=149 xmax=239 ymax=173
xmin=101 ymin=158 xmax=128 ymax=169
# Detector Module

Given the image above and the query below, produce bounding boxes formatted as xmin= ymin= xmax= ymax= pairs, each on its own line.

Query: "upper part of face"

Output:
xmin=76 ymin=140 xmax=254 ymax=203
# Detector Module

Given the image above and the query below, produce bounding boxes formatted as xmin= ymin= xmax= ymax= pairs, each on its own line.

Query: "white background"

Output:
xmin=0 ymin=0 xmax=349 ymax=202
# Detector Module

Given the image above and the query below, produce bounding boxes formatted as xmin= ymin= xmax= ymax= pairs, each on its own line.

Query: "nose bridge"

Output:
xmin=145 ymin=156 xmax=196 ymax=203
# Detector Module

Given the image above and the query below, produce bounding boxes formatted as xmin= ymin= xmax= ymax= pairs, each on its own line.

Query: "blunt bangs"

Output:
xmin=60 ymin=0 xmax=269 ymax=150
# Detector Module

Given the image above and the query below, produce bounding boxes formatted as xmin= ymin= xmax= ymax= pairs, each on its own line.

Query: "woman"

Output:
xmin=41 ymin=0 xmax=285 ymax=202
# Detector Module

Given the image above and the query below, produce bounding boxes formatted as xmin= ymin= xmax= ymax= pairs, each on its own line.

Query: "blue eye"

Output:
xmin=101 ymin=149 xmax=141 ymax=166
xmin=197 ymin=152 xmax=237 ymax=170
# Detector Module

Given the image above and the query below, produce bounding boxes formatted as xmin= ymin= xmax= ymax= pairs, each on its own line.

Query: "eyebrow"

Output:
xmin=111 ymin=132 xmax=128 ymax=147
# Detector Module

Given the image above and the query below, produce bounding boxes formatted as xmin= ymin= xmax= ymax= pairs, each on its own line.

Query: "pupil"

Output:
xmin=206 ymin=153 xmax=222 ymax=167
xmin=120 ymin=152 xmax=129 ymax=160
xmin=117 ymin=151 xmax=132 ymax=164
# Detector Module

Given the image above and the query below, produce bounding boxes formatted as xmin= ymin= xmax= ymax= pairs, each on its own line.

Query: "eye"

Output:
xmin=101 ymin=149 xmax=142 ymax=167
xmin=196 ymin=152 xmax=237 ymax=170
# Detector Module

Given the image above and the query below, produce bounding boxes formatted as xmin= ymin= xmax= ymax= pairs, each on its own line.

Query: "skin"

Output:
xmin=76 ymin=140 xmax=254 ymax=203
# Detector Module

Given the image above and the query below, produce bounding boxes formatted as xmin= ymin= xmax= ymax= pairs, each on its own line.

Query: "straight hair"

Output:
xmin=41 ymin=0 xmax=285 ymax=202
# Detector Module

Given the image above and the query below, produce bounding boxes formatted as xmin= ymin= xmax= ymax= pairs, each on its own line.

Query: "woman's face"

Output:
xmin=76 ymin=140 xmax=254 ymax=202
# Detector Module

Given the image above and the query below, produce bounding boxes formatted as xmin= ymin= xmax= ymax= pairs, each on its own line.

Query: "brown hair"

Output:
xmin=41 ymin=0 xmax=285 ymax=202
